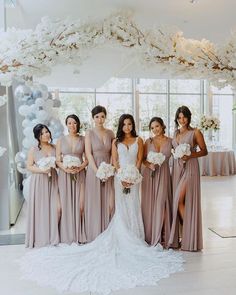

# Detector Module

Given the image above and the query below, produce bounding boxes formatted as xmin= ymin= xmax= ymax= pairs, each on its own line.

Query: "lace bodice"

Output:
xmin=117 ymin=139 xmax=138 ymax=168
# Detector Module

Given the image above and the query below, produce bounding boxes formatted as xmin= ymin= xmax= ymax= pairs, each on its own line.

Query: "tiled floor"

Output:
xmin=0 ymin=176 xmax=236 ymax=295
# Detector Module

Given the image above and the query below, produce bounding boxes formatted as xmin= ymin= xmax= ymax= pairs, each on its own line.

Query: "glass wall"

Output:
xmin=51 ymin=78 xmax=234 ymax=149
xmin=211 ymin=86 xmax=234 ymax=149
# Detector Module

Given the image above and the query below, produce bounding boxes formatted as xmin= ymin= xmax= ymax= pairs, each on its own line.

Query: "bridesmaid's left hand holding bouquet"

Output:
xmin=147 ymin=151 xmax=166 ymax=177
xmin=63 ymin=155 xmax=82 ymax=181
xmin=37 ymin=156 xmax=56 ymax=181
xmin=96 ymin=162 xmax=115 ymax=184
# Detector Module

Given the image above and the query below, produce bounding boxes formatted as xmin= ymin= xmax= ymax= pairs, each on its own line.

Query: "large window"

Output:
xmin=50 ymin=78 xmax=234 ymax=149
xmin=211 ymin=86 xmax=234 ymax=149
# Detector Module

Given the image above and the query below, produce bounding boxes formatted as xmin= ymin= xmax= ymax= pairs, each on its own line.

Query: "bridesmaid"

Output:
xmin=26 ymin=124 xmax=60 ymax=248
xmin=85 ymin=105 xmax=115 ymax=242
xmin=56 ymin=114 xmax=88 ymax=244
xmin=142 ymin=117 xmax=172 ymax=248
xmin=168 ymin=106 xmax=208 ymax=251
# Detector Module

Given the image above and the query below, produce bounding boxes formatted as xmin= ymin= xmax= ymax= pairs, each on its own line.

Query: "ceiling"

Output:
xmin=4 ymin=0 xmax=236 ymax=87
xmin=5 ymin=0 xmax=236 ymax=43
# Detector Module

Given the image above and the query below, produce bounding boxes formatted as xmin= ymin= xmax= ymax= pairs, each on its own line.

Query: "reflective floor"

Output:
xmin=0 ymin=175 xmax=236 ymax=295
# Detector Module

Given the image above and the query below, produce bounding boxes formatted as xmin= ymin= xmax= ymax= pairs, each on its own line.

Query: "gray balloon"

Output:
xmin=32 ymin=90 xmax=43 ymax=99
xmin=53 ymin=99 xmax=61 ymax=108
xmin=25 ymin=96 xmax=35 ymax=105
xmin=26 ymin=113 xmax=36 ymax=120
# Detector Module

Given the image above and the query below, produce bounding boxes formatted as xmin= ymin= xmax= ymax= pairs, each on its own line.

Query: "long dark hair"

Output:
xmin=91 ymin=105 xmax=107 ymax=118
xmin=149 ymin=117 xmax=166 ymax=134
xmin=174 ymin=105 xmax=192 ymax=130
xmin=33 ymin=124 xmax=52 ymax=150
xmin=116 ymin=114 xmax=137 ymax=143
xmin=65 ymin=114 xmax=80 ymax=133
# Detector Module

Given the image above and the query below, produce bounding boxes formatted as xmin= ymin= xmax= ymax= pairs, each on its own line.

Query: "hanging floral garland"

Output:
xmin=0 ymin=11 xmax=236 ymax=88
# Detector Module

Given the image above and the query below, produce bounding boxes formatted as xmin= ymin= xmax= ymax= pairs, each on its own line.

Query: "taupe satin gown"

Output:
xmin=85 ymin=129 xmax=115 ymax=242
xmin=168 ymin=129 xmax=203 ymax=251
xmin=58 ymin=135 xmax=86 ymax=244
xmin=141 ymin=137 xmax=172 ymax=247
xmin=25 ymin=146 xmax=59 ymax=248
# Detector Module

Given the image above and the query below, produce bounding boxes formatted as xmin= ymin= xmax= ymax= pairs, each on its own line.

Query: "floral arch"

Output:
xmin=0 ymin=11 xmax=236 ymax=89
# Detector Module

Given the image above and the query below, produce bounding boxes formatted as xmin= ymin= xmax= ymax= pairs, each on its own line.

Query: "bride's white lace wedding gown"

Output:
xmin=19 ymin=140 xmax=184 ymax=294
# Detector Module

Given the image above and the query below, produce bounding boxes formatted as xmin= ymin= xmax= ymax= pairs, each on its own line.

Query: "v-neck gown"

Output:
xmin=168 ymin=129 xmax=203 ymax=251
xmin=141 ymin=137 xmax=172 ymax=247
xmin=85 ymin=129 xmax=115 ymax=242
xmin=25 ymin=146 xmax=59 ymax=248
xmin=58 ymin=135 xmax=86 ymax=244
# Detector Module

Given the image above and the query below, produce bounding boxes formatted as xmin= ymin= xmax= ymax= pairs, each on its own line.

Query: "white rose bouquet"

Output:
xmin=147 ymin=151 xmax=166 ymax=177
xmin=200 ymin=115 xmax=220 ymax=131
xmin=96 ymin=162 xmax=115 ymax=184
xmin=117 ymin=164 xmax=143 ymax=194
xmin=63 ymin=155 xmax=82 ymax=181
xmin=172 ymin=143 xmax=191 ymax=162
xmin=36 ymin=156 xmax=56 ymax=180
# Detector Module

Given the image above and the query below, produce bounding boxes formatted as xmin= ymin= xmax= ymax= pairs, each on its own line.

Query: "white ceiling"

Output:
xmin=4 ymin=0 xmax=236 ymax=87
xmin=6 ymin=0 xmax=236 ymax=43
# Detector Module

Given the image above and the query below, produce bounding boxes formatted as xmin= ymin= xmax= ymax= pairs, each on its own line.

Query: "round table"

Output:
xmin=199 ymin=150 xmax=236 ymax=176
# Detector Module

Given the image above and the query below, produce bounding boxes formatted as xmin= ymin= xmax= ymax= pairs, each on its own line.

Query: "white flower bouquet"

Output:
xmin=117 ymin=164 xmax=143 ymax=194
xmin=63 ymin=155 xmax=82 ymax=168
xmin=200 ymin=115 xmax=220 ymax=131
xmin=63 ymin=155 xmax=82 ymax=181
xmin=96 ymin=162 xmax=115 ymax=183
xmin=147 ymin=151 xmax=166 ymax=177
xmin=172 ymin=143 xmax=191 ymax=160
xmin=36 ymin=156 xmax=56 ymax=180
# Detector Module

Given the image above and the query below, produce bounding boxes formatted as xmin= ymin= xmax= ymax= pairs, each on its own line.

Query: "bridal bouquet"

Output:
xmin=147 ymin=151 xmax=166 ymax=177
xmin=172 ymin=143 xmax=191 ymax=161
xmin=117 ymin=164 xmax=143 ymax=194
xmin=36 ymin=156 xmax=56 ymax=180
xmin=200 ymin=115 xmax=220 ymax=131
xmin=63 ymin=155 xmax=82 ymax=181
xmin=96 ymin=162 xmax=115 ymax=184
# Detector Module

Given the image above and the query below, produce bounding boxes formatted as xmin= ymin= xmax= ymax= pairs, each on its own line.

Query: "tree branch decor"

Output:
xmin=1 ymin=11 xmax=236 ymax=88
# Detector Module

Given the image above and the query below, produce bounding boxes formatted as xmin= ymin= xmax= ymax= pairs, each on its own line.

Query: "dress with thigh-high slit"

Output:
xmin=168 ymin=129 xmax=203 ymax=251
xmin=141 ymin=137 xmax=172 ymax=247
xmin=58 ymin=135 xmax=86 ymax=244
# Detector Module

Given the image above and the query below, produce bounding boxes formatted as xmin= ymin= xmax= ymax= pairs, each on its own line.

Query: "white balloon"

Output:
xmin=22 ymin=119 xmax=31 ymax=128
xmin=35 ymin=98 xmax=45 ymax=107
xmin=23 ymin=175 xmax=32 ymax=201
xmin=22 ymin=137 xmax=36 ymax=149
xmin=18 ymin=105 xmax=30 ymax=116
xmin=23 ymin=126 xmax=33 ymax=137
xmin=38 ymin=84 xmax=48 ymax=93
xmin=15 ymin=151 xmax=27 ymax=163
xmin=30 ymin=104 xmax=39 ymax=114
xmin=52 ymin=131 xmax=62 ymax=139
xmin=37 ymin=110 xmax=50 ymax=121
xmin=31 ymin=119 xmax=40 ymax=126
xmin=17 ymin=162 xmax=27 ymax=174
xmin=14 ymin=85 xmax=32 ymax=100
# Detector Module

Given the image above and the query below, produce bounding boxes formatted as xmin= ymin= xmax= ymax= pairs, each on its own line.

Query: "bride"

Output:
xmin=19 ymin=114 xmax=184 ymax=295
